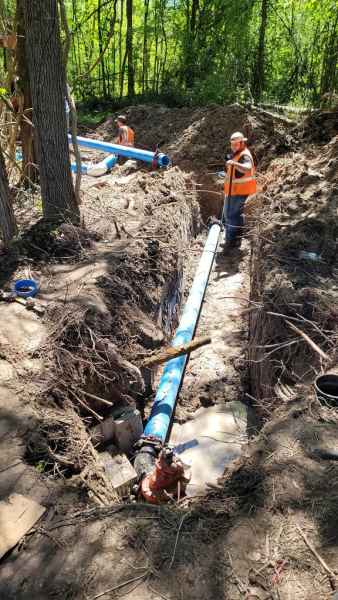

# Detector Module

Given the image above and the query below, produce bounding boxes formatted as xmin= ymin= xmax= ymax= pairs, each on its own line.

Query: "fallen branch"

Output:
xmin=89 ymin=572 xmax=148 ymax=600
xmin=286 ymin=321 xmax=329 ymax=361
xmin=80 ymin=389 xmax=113 ymax=407
xmin=296 ymin=524 xmax=336 ymax=590
xmin=140 ymin=336 xmax=211 ymax=368
xmin=69 ymin=389 xmax=103 ymax=421
xmin=168 ymin=511 xmax=191 ymax=569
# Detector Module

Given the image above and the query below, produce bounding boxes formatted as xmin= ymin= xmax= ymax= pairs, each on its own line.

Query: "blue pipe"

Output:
xmin=70 ymin=162 xmax=88 ymax=174
xmin=68 ymin=134 xmax=170 ymax=168
xmin=101 ymin=153 xmax=118 ymax=170
xmin=86 ymin=154 xmax=118 ymax=177
xmin=143 ymin=223 xmax=221 ymax=443
xmin=70 ymin=154 xmax=118 ymax=177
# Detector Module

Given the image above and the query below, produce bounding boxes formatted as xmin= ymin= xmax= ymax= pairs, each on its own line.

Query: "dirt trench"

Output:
xmin=0 ymin=165 xmax=202 ymax=501
xmin=0 ymin=104 xmax=337 ymax=600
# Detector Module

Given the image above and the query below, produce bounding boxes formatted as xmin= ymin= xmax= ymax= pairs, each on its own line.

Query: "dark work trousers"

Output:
xmin=222 ymin=194 xmax=247 ymax=242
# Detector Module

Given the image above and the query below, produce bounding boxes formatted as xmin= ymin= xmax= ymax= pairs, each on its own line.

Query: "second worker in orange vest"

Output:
xmin=223 ymin=131 xmax=256 ymax=249
xmin=114 ymin=115 xmax=135 ymax=147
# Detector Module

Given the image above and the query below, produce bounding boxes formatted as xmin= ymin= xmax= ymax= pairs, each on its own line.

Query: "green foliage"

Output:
xmin=1 ymin=0 xmax=337 ymax=108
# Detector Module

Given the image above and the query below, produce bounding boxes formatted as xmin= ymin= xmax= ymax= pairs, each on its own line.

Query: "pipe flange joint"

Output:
xmin=134 ymin=435 xmax=163 ymax=453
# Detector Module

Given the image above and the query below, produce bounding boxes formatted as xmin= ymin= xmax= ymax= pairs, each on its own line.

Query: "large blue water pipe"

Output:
xmin=68 ymin=134 xmax=170 ymax=168
xmin=134 ymin=223 xmax=221 ymax=473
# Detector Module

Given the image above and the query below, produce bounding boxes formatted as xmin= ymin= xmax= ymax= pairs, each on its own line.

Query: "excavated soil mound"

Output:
xmin=249 ymin=133 xmax=338 ymax=408
xmin=95 ymin=103 xmax=294 ymax=170
xmin=44 ymin=167 xmax=200 ymax=414
xmin=1 ymin=166 xmax=200 ymax=485
xmin=92 ymin=103 xmax=295 ymax=220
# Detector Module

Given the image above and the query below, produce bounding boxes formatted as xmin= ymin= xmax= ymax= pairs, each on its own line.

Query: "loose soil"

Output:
xmin=0 ymin=103 xmax=337 ymax=600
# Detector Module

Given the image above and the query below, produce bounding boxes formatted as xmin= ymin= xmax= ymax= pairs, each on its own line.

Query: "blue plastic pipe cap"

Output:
xmin=14 ymin=279 xmax=39 ymax=298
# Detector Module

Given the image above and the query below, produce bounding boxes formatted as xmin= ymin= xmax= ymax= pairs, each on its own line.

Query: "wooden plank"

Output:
xmin=0 ymin=494 xmax=46 ymax=559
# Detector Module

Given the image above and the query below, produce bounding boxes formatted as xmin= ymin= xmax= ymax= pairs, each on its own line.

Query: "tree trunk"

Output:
xmin=97 ymin=0 xmax=108 ymax=98
xmin=142 ymin=0 xmax=150 ymax=94
xmin=16 ymin=0 xmax=38 ymax=186
xmin=23 ymin=0 xmax=79 ymax=225
xmin=252 ymin=0 xmax=269 ymax=103
xmin=0 ymin=145 xmax=17 ymax=246
xmin=320 ymin=9 xmax=338 ymax=99
xmin=185 ymin=0 xmax=199 ymax=89
xmin=126 ymin=0 xmax=135 ymax=97
xmin=119 ymin=0 xmax=124 ymax=97
xmin=58 ymin=0 xmax=82 ymax=205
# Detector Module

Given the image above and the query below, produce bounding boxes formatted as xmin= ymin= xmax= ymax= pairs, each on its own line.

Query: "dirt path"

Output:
xmin=178 ymin=238 xmax=247 ymax=417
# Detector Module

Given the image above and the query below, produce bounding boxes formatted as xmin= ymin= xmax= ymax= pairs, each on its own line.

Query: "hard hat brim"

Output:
xmin=230 ymin=131 xmax=247 ymax=142
xmin=230 ymin=136 xmax=248 ymax=142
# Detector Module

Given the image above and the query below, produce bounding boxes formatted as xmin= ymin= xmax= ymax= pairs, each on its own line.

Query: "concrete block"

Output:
xmin=99 ymin=447 xmax=137 ymax=497
xmin=114 ymin=408 xmax=143 ymax=454
xmin=91 ymin=417 xmax=115 ymax=446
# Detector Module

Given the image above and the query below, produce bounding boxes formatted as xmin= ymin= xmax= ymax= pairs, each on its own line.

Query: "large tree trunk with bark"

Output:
xmin=0 ymin=146 xmax=17 ymax=246
xmin=23 ymin=0 xmax=79 ymax=225
xmin=16 ymin=0 xmax=39 ymax=186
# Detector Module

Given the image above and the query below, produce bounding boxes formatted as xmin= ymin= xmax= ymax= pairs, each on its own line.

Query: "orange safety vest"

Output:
xmin=224 ymin=147 xmax=256 ymax=196
xmin=118 ymin=126 xmax=135 ymax=146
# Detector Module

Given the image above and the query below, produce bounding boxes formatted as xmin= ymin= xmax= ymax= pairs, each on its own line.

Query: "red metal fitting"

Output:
xmin=141 ymin=448 xmax=190 ymax=504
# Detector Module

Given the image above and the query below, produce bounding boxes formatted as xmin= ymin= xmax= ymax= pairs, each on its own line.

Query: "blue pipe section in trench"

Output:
xmin=143 ymin=223 xmax=221 ymax=443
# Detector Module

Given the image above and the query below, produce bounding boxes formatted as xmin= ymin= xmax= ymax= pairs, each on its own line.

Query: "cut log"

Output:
xmin=140 ymin=335 xmax=211 ymax=368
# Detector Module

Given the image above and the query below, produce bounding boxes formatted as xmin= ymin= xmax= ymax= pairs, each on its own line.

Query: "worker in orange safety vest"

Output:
xmin=114 ymin=115 xmax=135 ymax=147
xmin=223 ymin=131 xmax=256 ymax=248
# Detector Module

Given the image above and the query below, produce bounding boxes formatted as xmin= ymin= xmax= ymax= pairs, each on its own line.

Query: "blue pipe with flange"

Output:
xmin=68 ymin=134 xmax=170 ymax=168
xmin=142 ymin=223 xmax=221 ymax=443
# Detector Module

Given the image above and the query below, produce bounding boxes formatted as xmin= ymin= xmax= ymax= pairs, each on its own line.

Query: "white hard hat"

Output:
xmin=230 ymin=131 xmax=247 ymax=142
